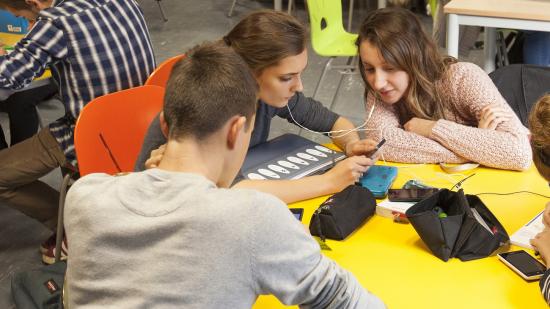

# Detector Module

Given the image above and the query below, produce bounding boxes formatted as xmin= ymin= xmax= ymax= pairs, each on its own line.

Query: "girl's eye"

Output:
xmin=279 ymin=77 xmax=292 ymax=82
xmin=365 ymin=68 xmax=375 ymax=73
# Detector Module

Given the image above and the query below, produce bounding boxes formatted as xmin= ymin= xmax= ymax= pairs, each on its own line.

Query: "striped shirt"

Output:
xmin=0 ymin=0 xmax=155 ymax=165
xmin=540 ymin=270 xmax=550 ymax=305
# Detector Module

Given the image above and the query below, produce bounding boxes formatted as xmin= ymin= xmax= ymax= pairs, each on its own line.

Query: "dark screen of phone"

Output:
xmin=504 ymin=252 xmax=546 ymax=274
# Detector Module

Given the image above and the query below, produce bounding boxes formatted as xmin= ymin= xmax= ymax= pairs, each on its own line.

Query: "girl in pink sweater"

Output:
xmin=356 ymin=8 xmax=531 ymax=171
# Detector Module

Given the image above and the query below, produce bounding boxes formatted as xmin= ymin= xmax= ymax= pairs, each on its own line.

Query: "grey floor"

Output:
xmin=0 ymin=1 xmax=483 ymax=307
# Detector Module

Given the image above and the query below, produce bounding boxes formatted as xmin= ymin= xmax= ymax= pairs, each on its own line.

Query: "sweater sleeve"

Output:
xmin=276 ymin=92 xmax=340 ymax=133
xmin=429 ymin=63 xmax=532 ymax=171
xmin=540 ymin=269 xmax=550 ymax=305
xmin=249 ymin=194 xmax=385 ymax=309
xmin=363 ymin=94 xmax=467 ymax=164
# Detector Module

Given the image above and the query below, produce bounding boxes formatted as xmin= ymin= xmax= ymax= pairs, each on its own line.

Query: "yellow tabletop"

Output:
xmin=0 ymin=32 xmax=51 ymax=80
xmin=253 ymin=162 xmax=550 ymax=308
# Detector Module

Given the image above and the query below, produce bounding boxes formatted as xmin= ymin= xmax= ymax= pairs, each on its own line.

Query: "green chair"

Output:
xmin=306 ymin=0 xmax=358 ymax=110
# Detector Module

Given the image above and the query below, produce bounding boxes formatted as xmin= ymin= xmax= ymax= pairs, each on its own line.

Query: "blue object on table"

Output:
xmin=359 ymin=165 xmax=398 ymax=198
xmin=0 ymin=10 xmax=29 ymax=34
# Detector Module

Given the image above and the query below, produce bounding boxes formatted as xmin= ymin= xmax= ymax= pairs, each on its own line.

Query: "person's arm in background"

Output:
xmin=362 ymin=93 xmax=467 ymax=164
xmin=408 ymin=63 xmax=532 ymax=171
xmin=531 ymin=202 xmax=550 ymax=305
xmin=0 ymin=18 xmax=66 ymax=89
xmin=248 ymin=193 xmax=386 ymax=308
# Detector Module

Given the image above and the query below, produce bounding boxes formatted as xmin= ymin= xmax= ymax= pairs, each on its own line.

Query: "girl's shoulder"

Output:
xmin=445 ymin=62 xmax=486 ymax=81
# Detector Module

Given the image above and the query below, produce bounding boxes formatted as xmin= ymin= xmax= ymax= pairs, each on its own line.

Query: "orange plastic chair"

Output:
xmin=145 ymin=54 xmax=185 ymax=88
xmin=74 ymin=85 xmax=166 ymax=176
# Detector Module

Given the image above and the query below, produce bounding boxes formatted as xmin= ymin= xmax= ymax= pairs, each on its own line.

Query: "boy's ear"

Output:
xmin=226 ymin=116 xmax=247 ymax=150
xmin=159 ymin=112 xmax=169 ymax=138
xmin=25 ymin=0 xmax=47 ymax=11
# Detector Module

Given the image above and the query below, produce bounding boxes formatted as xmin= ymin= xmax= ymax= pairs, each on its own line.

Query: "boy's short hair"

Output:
xmin=163 ymin=41 xmax=258 ymax=140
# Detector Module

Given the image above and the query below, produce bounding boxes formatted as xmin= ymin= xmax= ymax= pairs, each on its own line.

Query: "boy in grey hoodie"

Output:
xmin=64 ymin=41 xmax=385 ymax=309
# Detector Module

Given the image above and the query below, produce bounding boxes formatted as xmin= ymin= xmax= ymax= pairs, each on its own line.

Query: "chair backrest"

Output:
xmin=489 ymin=64 xmax=550 ymax=126
xmin=306 ymin=0 xmax=354 ymax=56
xmin=74 ymin=85 xmax=165 ymax=176
xmin=145 ymin=54 xmax=185 ymax=87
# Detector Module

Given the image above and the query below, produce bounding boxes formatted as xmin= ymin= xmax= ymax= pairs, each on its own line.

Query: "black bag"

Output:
xmin=405 ymin=189 xmax=509 ymax=262
xmin=11 ymin=261 xmax=66 ymax=309
xmin=309 ymin=185 xmax=376 ymax=240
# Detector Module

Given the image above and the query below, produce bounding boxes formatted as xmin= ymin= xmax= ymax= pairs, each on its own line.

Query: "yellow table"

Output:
xmin=253 ymin=163 xmax=550 ymax=308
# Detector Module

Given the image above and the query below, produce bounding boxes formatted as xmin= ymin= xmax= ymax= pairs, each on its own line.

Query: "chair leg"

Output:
xmin=287 ymin=0 xmax=294 ymax=14
xmin=228 ymin=0 xmax=238 ymax=17
xmin=54 ymin=173 xmax=72 ymax=263
xmin=156 ymin=0 xmax=168 ymax=22
xmin=312 ymin=57 xmax=334 ymax=100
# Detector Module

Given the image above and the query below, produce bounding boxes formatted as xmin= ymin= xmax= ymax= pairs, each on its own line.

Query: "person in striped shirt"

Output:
xmin=528 ymin=94 xmax=550 ymax=305
xmin=0 ymin=0 xmax=155 ymax=261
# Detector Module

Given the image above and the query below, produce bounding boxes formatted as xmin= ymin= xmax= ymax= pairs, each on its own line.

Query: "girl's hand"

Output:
xmin=478 ymin=103 xmax=511 ymax=130
xmin=531 ymin=228 xmax=550 ymax=269
xmin=325 ymin=156 xmax=374 ymax=192
xmin=404 ymin=117 xmax=436 ymax=138
xmin=144 ymin=144 xmax=166 ymax=169
xmin=345 ymin=139 xmax=378 ymax=157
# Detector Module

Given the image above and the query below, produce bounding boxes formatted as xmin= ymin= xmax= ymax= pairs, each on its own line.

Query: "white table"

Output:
xmin=444 ymin=0 xmax=550 ymax=72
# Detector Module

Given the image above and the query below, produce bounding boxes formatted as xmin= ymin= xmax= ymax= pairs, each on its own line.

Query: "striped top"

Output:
xmin=0 ymin=0 xmax=155 ymax=165
xmin=363 ymin=62 xmax=532 ymax=171
xmin=541 ymin=270 xmax=550 ymax=305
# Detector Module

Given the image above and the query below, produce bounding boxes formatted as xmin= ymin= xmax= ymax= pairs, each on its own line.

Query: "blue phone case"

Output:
xmin=359 ymin=165 xmax=398 ymax=198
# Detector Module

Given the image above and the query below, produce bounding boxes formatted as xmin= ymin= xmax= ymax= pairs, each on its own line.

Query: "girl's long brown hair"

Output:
xmin=356 ymin=8 xmax=456 ymax=124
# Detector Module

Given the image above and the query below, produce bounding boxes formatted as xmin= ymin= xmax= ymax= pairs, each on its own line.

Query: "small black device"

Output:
xmin=368 ymin=138 xmax=386 ymax=159
xmin=388 ymin=188 xmax=440 ymax=202
xmin=498 ymin=250 xmax=547 ymax=281
xmin=289 ymin=208 xmax=304 ymax=221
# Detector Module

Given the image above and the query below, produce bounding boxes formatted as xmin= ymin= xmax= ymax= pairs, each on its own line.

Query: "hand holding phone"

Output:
xmin=368 ymin=138 xmax=386 ymax=160
xmin=498 ymin=250 xmax=547 ymax=281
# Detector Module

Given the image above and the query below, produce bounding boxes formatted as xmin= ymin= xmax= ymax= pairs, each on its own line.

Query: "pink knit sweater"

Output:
xmin=364 ymin=62 xmax=532 ymax=171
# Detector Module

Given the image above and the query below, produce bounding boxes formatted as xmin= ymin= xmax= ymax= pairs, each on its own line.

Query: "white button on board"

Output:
xmin=258 ymin=168 xmax=280 ymax=178
xmin=306 ymin=148 xmax=327 ymax=157
xmin=297 ymin=152 xmax=318 ymax=161
xmin=315 ymin=145 xmax=332 ymax=153
xmin=278 ymin=160 xmax=299 ymax=169
xmin=247 ymin=173 xmax=266 ymax=180
xmin=268 ymin=164 xmax=290 ymax=174
xmin=287 ymin=156 xmax=309 ymax=165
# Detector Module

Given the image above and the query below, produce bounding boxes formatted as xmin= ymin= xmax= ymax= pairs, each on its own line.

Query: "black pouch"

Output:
xmin=309 ymin=185 xmax=376 ymax=241
xmin=405 ymin=189 xmax=509 ymax=262
xmin=11 ymin=261 xmax=66 ymax=309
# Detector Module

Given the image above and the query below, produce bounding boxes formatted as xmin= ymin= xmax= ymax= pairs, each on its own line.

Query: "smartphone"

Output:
xmin=289 ymin=208 xmax=304 ymax=221
xmin=498 ymin=250 xmax=547 ymax=281
xmin=368 ymin=138 xmax=386 ymax=159
xmin=388 ymin=188 xmax=440 ymax=202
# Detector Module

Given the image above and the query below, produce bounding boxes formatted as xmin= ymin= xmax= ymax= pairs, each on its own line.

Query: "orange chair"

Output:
xmin=52 ymin=85 xmax=165 ymax=263
xmin=145 ymin=54 xmax=185 ymax=87
xmin=74 ymin=85 xmax=166 ymax=176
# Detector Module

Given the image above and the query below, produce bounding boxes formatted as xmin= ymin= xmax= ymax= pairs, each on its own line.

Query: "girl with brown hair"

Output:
xmin=356 ymin=8 xmax=532 ymax=171
xmin=137 ymin=10 xmax=379 ymax=203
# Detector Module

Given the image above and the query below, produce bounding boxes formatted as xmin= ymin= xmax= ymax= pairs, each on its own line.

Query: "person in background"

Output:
xmin=528 ymin=94 xmax=550 ymax=305
xmin=137 ymin=10 xmax=379 ymax=204
xmin=0 ymin=0 xmax=155 ymax=264
xmin=65 ymin=41 xmax=386 ymax=309
xmin=356 ymin=8 xmax=531 ymax=170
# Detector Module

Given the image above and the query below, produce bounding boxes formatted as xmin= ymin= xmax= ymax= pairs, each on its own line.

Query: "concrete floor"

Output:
xmin=0 ymin=1 xmax=484 ymax=307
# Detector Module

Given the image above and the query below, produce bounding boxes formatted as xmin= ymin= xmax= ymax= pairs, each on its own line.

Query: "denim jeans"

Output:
xmin=523 ymin=31 xmax=550 ymax=67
